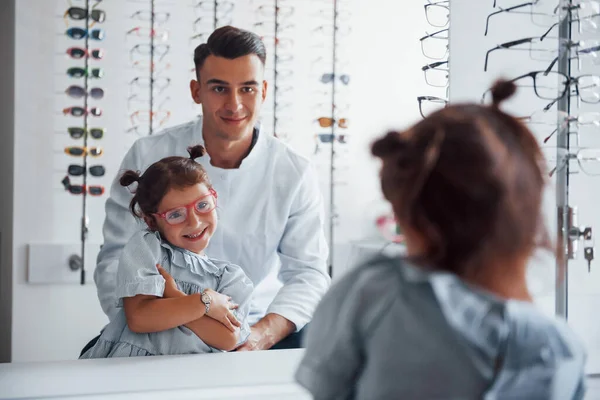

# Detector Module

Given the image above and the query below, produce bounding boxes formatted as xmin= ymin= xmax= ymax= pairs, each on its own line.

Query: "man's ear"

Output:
xmin=190 ymin=79 xmax=202 ymax=104
xmin=261 ymin=80 xmax=268 ymax=103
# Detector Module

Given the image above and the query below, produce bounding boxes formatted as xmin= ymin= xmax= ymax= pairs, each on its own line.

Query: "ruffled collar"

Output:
xmin=149 ymin=230 xmax=223 ymax=276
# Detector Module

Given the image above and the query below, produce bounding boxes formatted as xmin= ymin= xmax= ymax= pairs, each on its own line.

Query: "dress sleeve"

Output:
xmin=114 ymin=230 xmax=167 ymax=307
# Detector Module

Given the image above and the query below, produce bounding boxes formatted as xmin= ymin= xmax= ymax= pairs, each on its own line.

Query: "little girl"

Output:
xmin=80 ymin=144 xmax=253 ymax=358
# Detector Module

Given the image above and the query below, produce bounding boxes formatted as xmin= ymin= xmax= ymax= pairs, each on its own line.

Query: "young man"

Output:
xmin=90 ymin=26 xmax=330 ymax=351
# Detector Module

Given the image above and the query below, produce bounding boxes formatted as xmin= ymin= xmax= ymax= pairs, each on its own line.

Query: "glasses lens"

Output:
xmin=195 ymin=197 xmax=216 ymax=213
xmin=88 ymin=186 xmax=105 ymax=196
xmin=425 ymin=4 xmax=449 ymax=28
xmin=89 ymin=128 xmax=104 ymax=139
xmin=578 ymin=75 xmax=600 ymax=103
xmin=418 ymin=96 xmax=447 ymax=118
xmin=66 ymin=27 xmax=87 ymax=39
xmin=90 ymin=49 xmax=104 ymax=59
xmin=534 ymin=71 xmax=567 ymax=100
xmin=67 ymin=67 xmax=86 ymax=78
xmin=66 ymin=147 xmax=85 ymax=156
xmin=318 ymin=133 xmax=334 ymax=143
xmin=90 ymin=9 xmax=106 ymax=23
xmin=68 ymin=164 xmax=85 ymax=176
xmin=90 ymin=107 xmax=102 ymax=117
xmin=338 ymin=118 xmax=349 ymax=128
xmin=89 ymin=165 xmax=106 ymax=176
xmin=421 ymin=32 xmax=448 ymax=59
xmin=89 ymin=147 xmax=103 ymax=157
xmin=89 ymin=87 xmax=104 ymax=99
xmin=317 ymin=117 xmax=333 ymax=128
xmin=67 ymin=47 xmax=86 ymax=59
xmin=67 ymin=7 xmax=87 ymax=20
xmin=66 ymin=85 xmax=86 ymax=98
xmin=320 ymin=73 xmax=334 ymax=83
xmin=340 ymin=75 xmax=350 ymax=85
xmin=69 ymin=185 xmax=84 ymax=195
xmin=165 ymin=208 xmax=187 ymax=224
xmin=424 ymin=66 xmax=449 ymax=87
xmin=91 ymin=68 xmax=103 ymax=78
xmin=90 ymin=29 xmax=105 ymax=40
xmin=70 ymin=107 xmax=86 ymax=117
xmin=68 ymin=127 xmax=85 ymax=139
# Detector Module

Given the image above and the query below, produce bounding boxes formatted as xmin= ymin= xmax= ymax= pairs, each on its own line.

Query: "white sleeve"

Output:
xmin=266 ymin=164 xmax=331 ymax=331
xmin=94 ymin=140 xmax=146 ymax=320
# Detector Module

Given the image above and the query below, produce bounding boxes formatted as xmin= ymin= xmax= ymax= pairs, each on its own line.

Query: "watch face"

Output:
xmin=202 ymin=292 xmax=211 ymax=304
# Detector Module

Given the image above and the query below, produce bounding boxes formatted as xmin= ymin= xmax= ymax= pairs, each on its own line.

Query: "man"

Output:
xmin=89 ymin=26 xmax=330 ymax=352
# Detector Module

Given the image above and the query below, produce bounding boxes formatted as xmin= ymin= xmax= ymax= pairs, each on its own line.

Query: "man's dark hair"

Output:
xmin=193 ymin=26 xmax=266 ymax=80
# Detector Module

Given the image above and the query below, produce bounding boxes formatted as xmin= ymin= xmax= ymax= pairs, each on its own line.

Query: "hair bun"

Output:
xmin=371 ymin=131 xmax=409 ymax=159
xmin=119 ymin=170 xmax=141 ymax=187
xmin=490 ymin=79 xmax=517 ymax=107
xmin=187 ymin=144 xmax=206 ymax=159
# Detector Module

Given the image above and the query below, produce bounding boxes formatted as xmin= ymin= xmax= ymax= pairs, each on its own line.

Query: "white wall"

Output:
xmin=6 ymin=0 xmax=433 ymax=362
xmin=449 ymin=0 xmax=600 ymax=373
xmin=0 ymin=0 xmax=15 ymax=364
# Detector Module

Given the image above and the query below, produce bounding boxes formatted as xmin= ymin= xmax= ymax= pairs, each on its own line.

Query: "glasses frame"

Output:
xmin=153 ymin=189 xmax=218 ymax=225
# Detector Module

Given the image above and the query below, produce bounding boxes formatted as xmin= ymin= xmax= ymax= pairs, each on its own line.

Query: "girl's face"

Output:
xmin=150 ymin=183 xmax=217 ymax=254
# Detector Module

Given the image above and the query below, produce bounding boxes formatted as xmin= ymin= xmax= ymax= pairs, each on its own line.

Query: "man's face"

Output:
xmin=190 ymin=54 xmax=267 ymax=142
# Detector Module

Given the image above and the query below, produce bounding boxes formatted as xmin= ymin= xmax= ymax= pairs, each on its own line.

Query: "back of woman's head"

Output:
xmin=372 ymin=79 xmax=550 ymax=276
xmin=119 ymin=145 xmax=211 ymax=223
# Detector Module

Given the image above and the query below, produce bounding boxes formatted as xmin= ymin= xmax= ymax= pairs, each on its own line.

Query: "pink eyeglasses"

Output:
xmin=153 ymin=189 xmax=217 ymax=225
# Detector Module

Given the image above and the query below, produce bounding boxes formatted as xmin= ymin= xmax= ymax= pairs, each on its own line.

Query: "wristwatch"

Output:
xmin=200 ymin=290 xmax=212 ymax=315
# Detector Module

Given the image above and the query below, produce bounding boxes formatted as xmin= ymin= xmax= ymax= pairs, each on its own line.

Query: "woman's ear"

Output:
xmin=143 ymin=215 xmax=158 ymax=231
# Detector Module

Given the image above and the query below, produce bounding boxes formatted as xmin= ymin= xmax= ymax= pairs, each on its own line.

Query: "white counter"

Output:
xmin=0 ymin=349 xmax=311 ymax=400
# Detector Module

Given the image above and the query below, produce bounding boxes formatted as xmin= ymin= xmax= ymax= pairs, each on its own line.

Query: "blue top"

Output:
xmin=81 ymin=230 xmax=253 ymax=358
xmin=296 ymin=256 xmax=587 ymax=400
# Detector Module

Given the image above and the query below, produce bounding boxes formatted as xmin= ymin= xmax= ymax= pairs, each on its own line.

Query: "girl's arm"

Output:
xmin=170 ymin=290 xmax=241 ymax=351
xmin=123 ymin=294 xmax=205 ymax=333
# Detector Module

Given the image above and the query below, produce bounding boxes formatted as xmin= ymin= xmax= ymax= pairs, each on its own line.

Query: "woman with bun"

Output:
xmin=295 ymin=80 xmax=587 ymax=399
xmin=80 ymin=145 xmax=253 ymax=358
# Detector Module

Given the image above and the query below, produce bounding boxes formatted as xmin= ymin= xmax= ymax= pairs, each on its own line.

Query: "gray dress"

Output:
xmin=296 ymin=256 xmax=586 ymax=400
xmin=81 ymin=230 xmax=253 ymax=358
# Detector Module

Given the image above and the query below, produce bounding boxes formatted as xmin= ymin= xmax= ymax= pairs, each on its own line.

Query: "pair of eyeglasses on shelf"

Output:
xmin=311 ymin=25 xmax=352 ymax=36
xmin=543 ymin=39 xmax=600 ymax=72
xmin=257 ymin=5 xmax=294 ymax=17
xmin=64 ymin=146 xmax=103 ymax=157
xmin=68 ymin=164 xmax=106 ymax=177
xmin=66 ymin=47 xmax=104 ymax=60
xmin=127 ymin=27 xmax=169 ymax=41
xmin=523 ymin=111 xmax=600 ymax=143
xmin=193 ymin=0 xmax=234 ymax=12
xmin=65 ymin=85 xmax=104 ymax=99
xmin=417 ymin=95 xmax=448 ymax=118
xmin=61 ymin=176 xmax=105 ymax=196
xmin=542 ymin=146 xmax=600 ymax=177
xmin=130 ymin=10 xmax=170 ymax=24
xmin=63 ymin=106 xmax=102 ymax=117
xmin=129 ymin=77 xmax=171 ymax=94
xmin=67 ymin=67 xmax=103 ymax=78
xmin=129 ymin=44 xmax=170 ymax=62
xmin=316 ymin=117 xmax=348 ymax=128
xmin=131 ymin=61 xmax=172 ymax=75
xmin=64 ymin=6 xmax=105 ymax=27
xmin=422 ymin=61 xmax=448 ymax=87
xmin=424 ymin=0 xmax=449 ymax=28
xmin=260 ymin=36 xmax=294 ymax=49
xmin=130 ymin=110 xmax=172 ymax=127
xmin=253 ymin=21 xmax=295 ymax=33
xmin=420 ymin=28 xmax=448 ymax=60
xmin=68 ymin=127 xmax=105 ymax=140
xmin=481 ymin=71 xmax=600 ymax=107
xmin=320 ymin=73 xmax=350 ymax=85
xmin=485 ymin=1 xmax=560 ymax=36
xmin=309 ymin=8 xmax=352 ymax=21
xmin=66 ymin=27 xmax=104 ymax=40
xmin=127 ymin=95 xmax=171 ymax=111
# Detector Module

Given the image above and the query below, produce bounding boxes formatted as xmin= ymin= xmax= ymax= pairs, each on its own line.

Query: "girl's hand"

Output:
xmin=156 ymin=264 xmax=183 ymax=298
xmin=203 ymin=288 xmax=241 ymax=332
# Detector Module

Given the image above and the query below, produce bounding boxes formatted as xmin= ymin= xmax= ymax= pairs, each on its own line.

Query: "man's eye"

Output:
xmin=212 ymin=86 xmax=226 ymax=93
xmin=242 ymin=87 xmax=255 ymax=93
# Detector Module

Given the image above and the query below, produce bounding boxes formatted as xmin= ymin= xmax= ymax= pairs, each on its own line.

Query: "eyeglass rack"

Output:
xmin=554 ymin=0 xmax=596 ymax=319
